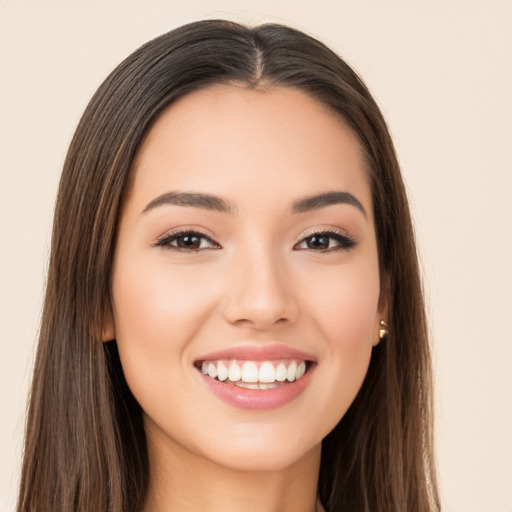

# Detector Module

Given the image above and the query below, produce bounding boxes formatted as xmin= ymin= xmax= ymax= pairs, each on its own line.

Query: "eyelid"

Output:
xmin=154 ymin=226 xmax=357 ymax=252
xmin=294 ymin=227 xmax=357 ymax=252
xmin=154 ymin=227 xmax=221 ymax=250
xmin=299 ymin=226 xmax=352 ymax=241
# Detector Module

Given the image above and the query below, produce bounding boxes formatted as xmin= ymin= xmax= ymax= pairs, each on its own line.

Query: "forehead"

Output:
xmin=128 ymin=85 xmax=372 ymax=217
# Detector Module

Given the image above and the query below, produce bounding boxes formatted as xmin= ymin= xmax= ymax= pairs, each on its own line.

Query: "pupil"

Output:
xmin=309 ymin=235 xmax=328 ymax=249
xmin=178 ymin=235 xmax=199 ymax=248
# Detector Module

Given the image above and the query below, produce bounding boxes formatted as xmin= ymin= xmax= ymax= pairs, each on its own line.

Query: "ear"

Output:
xmin=100 ymin=303 xmax=116 ymax=343
xmin=373 ymin=273 xmax=390 ymax=347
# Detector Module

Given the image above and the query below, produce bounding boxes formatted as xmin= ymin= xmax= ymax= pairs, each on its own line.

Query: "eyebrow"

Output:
xmin=142 ymin=190 xmax=366 ymax=217
xmin=291 ymin=191 xmax=366 ymax=217
xmin=143 ymin=191 xmax=236 ymax=215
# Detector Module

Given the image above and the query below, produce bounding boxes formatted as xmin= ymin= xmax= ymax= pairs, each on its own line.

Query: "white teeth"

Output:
xmin=241 ymin=362 xmax=259 ymax=383
xmin=235 ymin=382 xmax=259 ymax=389
xmin=296 ymin=361 xmax=306 ymax=379
xmin=217 ymin=362 xmax=228 ymax=381
xmin=207 ymin=363 xmax=217 ymax=379
xmin=200 ymin=359 xmax=310 ymax=385
xmin=259 ymin=362 xmax=276 ymax=383
xmin=258 ymin=383 xmax=278 ymax=389
xmin=286 ymin=361 xmax=297 ymax=382
xmin=228 ymin=362 xmax=241 ymax=382
xmin=275 ymin=363 xmax=287 ymax=382
xmin=235 ymin=381 xmax=280 ymax=390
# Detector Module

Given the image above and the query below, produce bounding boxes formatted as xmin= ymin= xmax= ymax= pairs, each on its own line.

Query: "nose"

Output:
xmin=222 ymin=244 xmax=299 ymax=330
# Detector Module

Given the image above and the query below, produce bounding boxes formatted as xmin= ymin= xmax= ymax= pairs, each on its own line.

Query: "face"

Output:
xmin=106 ymin=85 xmax=384 ymax=473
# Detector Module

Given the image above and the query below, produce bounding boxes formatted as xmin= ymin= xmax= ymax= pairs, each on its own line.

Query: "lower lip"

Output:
xmin=197 ymin=366 xmax=314 ymax=410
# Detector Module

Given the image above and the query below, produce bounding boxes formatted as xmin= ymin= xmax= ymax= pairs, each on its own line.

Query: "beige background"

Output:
xmin=1 ymin=1 xmax=511 ymax=511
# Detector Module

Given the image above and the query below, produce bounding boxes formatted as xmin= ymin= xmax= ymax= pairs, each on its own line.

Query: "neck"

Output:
xmin=143 ymin=418 xmax=322 ymax=512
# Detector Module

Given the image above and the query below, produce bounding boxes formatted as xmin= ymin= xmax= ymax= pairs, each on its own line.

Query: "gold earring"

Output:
xmin=379 ymin=320 xmax=389 ymax=340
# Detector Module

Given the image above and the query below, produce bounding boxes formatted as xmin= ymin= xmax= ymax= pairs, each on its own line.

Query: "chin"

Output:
xmin=201 ymin=439 xmax=321 ymax=474
xmin=145 ymin=411 xmax=322 ymax=474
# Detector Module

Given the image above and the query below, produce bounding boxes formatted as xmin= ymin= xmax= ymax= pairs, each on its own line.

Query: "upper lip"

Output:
xmin=195 ymin=344 xmax=317 ymax=363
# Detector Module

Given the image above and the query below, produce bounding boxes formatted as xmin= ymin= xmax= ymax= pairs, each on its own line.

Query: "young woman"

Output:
xmin=17 ymin=19 xmax=440 ymax=512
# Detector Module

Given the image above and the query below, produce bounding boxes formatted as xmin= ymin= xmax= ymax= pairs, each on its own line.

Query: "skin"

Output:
xmin=104 ymin=85 xmax=386 ymax=512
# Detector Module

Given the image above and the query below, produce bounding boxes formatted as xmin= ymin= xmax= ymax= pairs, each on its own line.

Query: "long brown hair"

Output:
xmin=17 ymin=19 xmax=440 ymax=512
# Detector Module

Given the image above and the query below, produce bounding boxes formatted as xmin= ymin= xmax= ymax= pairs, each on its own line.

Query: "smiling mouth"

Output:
xmin=194 ymin=359 xmax=313 ymax=389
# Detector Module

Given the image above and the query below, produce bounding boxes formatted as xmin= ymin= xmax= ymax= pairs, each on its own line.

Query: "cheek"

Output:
xmin=110 ymin=255 xmax=220 ymax=394
xmin=308 ymin=259 xmax=380 ymax=343
xmin=302 ymin=261 xmax=379 ymax=418
xmin=112 ymin=255 xmax=219 ymax=342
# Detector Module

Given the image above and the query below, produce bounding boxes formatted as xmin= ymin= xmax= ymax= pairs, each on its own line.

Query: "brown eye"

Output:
xmin=155 ymin=230 xmax=220 ymax=251
xmin=305 ymin=234 xmax=331 ymax=250
xmin=295 ymin=230 xmax=357 ymax=252
xmin=176 ymin=234 xmax=202 ymax=249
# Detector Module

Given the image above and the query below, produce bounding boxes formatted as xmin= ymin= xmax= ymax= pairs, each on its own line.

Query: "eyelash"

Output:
xmin=154 ymin=228 xmax=357 ymax=253
xmin=296 ymin=229 xmax=357 ymax=252
xmin=155 ymin=230 xmax=221 ymax=251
